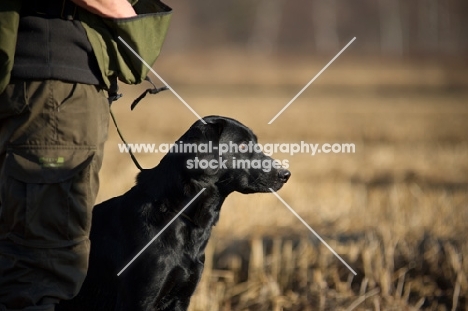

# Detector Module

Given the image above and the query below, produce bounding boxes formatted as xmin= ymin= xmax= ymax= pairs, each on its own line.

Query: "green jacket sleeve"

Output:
xmin=0 ymin=0 xmax=22 ymax=94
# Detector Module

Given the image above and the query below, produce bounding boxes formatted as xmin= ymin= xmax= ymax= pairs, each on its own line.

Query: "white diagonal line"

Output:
xmin=117 ymin=188 xmax=206 ymax=276
xmin=269 ymin=188 xmax=357 ymax=275
xmin=268 ymin=37 xmax=356 ymax=124
xmin=117 ymin=36 xmax=206 ymax=124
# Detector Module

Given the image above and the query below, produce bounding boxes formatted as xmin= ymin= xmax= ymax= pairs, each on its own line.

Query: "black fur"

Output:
xmin=57 ymin=116 xmax=290 ymax=311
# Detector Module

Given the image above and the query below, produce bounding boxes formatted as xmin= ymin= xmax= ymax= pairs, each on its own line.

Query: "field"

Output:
xmin=96 ymin=54 xmax=468 ymax=310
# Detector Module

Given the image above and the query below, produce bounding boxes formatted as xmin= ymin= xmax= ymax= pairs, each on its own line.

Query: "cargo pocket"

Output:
xmin=0 ymin=147 xmax=95 ymax=248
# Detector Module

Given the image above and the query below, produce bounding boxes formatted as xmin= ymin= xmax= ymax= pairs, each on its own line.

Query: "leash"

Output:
xmin=107 ymin=76 xmax=168 ymax=172
xmin=107 ymin=78 xmax=196 ymax=224
xmin=131 ymin=77 xmax=168 ymax=110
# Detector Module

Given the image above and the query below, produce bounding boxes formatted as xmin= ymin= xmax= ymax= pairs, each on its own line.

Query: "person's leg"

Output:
xmin=0 ymin=80 xmax=109 ymax=310
xmin=0 ymin=241 xmax=90 ymax=311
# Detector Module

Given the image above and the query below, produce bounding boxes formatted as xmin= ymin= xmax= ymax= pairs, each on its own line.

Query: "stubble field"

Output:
xmin=96 ymin=55 xmax=468 ymax=310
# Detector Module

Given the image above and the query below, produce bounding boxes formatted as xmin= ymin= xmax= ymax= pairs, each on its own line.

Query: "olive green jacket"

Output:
xmin=0 ymin=0 xmax=21 ymax=94
xmin=0 ymin=0 xmax=172 ymax=93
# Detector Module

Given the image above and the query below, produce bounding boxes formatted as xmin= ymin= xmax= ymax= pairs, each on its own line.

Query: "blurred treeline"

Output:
xmin=163 ymin=0 xmax=468 ymax=57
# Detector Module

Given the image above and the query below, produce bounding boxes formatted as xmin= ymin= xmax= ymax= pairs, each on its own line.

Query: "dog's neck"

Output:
xmin=136 ymin=165 xmax=227 ymax=229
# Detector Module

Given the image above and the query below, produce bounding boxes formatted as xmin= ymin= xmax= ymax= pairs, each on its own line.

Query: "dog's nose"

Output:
xmin=278 ymin=169 xmax=291 ymax=183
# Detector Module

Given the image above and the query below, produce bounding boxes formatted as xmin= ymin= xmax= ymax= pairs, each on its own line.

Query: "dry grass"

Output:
xmin=97 ymin=55 xmax=468 ymax=310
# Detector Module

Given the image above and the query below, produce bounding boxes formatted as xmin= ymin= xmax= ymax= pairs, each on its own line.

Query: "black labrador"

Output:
xmin=58 ymin=115 xmax=290 ymax=311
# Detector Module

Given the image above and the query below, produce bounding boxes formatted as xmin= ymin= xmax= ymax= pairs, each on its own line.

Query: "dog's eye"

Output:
xmin=239 ymin=142 xmax=249 ymax=153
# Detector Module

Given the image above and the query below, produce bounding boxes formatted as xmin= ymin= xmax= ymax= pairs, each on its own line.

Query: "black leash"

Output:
xmin=107 ymin=77 xmax=168 ymax=172
xmin=131 ymin=77 xmax=168 ymax=111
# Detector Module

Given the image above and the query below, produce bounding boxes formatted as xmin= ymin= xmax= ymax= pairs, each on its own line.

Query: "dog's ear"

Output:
xmin=193 ymin=117 xmax=227 ymax=175
xmin=201 ymin=117 xmax=226 ymax=142
xmin=176 ymin=118 xmax=227 ymax=177
xmin=181 ymin=117 xmax=226 ymax=144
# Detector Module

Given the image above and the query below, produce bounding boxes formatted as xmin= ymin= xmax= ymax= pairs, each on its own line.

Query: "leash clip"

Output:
xmin=131 ymin=77 xmax=168 ymax=110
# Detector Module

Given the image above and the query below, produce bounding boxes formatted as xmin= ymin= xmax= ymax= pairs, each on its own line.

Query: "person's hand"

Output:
xmin=72 ymin=0 xmax=137 ymax=18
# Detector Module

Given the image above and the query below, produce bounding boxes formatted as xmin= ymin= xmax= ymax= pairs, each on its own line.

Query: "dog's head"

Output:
xmin=167 ymin=115 xmax=291 ymax=195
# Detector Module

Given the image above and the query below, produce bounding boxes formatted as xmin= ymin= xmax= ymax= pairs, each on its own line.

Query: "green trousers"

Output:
xmin=0 ymin=80 xmax=109 ymax=311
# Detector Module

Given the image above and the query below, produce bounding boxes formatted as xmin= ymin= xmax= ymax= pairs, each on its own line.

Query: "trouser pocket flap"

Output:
xmin=4 ymin=147 xmax=94 ymax=184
